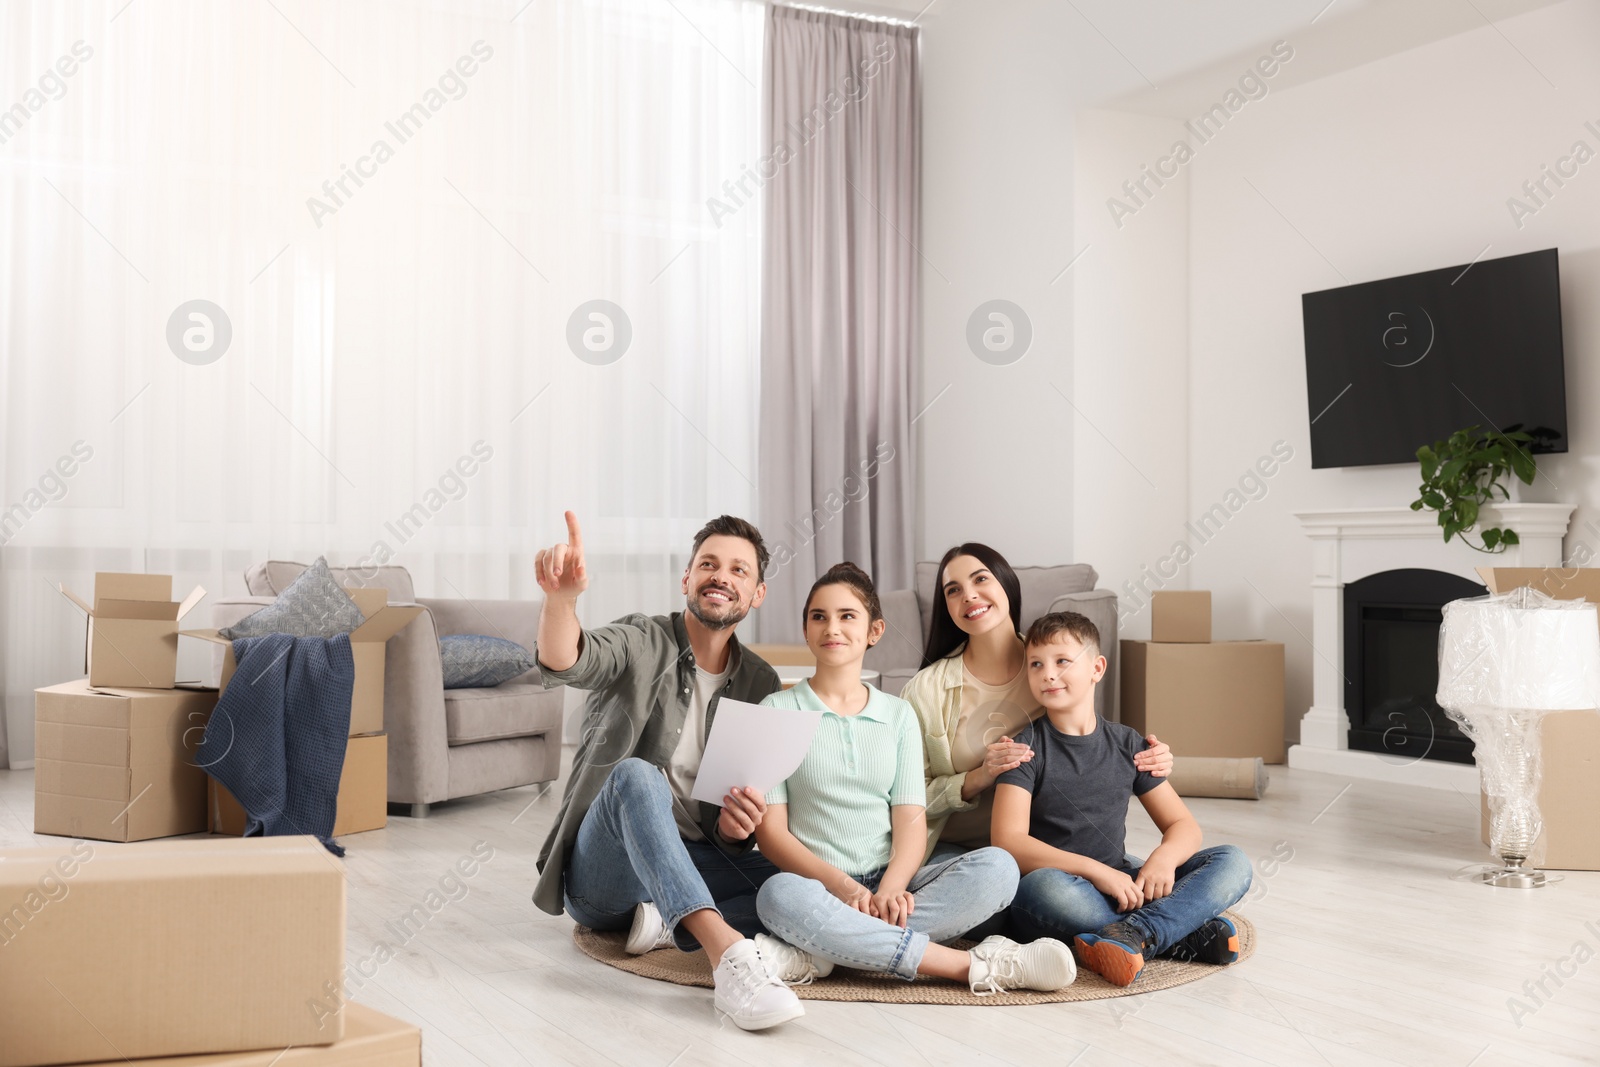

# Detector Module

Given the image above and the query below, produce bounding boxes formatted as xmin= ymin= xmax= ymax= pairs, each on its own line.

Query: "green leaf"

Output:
xmin=1509 ymin=449 xmax=1536 ymax=485
xmin=1459 ymin=498 xmax=1479 ymax=530
xmin=1421 ymin=490 xmax=1447 ymax=510
xmin=1503 ymin=530 xmax=1521 ymax=546
xmin=1483 ymin=527 xmax=1502 ymax=549
xmin=1441 ymin=458 xmax=1467 ymax=485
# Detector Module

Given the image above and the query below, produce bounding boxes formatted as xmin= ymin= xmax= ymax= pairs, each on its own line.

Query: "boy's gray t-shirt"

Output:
xmin=996 ymin=715 xmax=1161 ymax=871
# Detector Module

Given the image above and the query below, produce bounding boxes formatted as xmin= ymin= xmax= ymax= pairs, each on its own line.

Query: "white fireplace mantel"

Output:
xmin=1288 ymin=503 xmax=1575 ymax=790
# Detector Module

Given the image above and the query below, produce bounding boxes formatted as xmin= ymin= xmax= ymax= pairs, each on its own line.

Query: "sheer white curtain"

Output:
xmin=0 ymin=0 xmax=765 ymax=766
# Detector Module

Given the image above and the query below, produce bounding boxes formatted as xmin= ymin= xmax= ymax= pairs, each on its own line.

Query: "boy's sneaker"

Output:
xmin=624 ymin=902 xmax=674 ymax=955
xmin=1074 ymin=922 xmax=1150 ymax=987
xmin=967 ymin=935 xmax=1077 ymax=996
xmin=754 ymin=933 xmax=835 ymax=985
xmin=713 ymin=939 xmax=806 ymax=1031
xmin=1161 ymin=916 xmax=1240 ymax=965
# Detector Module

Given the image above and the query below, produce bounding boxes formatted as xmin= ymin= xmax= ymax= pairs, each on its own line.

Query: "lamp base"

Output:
xmin=1476 ymin=865 xmax=1553 ymax=889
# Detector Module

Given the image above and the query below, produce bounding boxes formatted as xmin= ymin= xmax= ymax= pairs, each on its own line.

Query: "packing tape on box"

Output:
xmin=1167 ymin=756 xmax=1267 ymax=800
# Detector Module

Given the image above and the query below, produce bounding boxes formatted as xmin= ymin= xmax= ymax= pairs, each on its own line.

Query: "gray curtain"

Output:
xmin=758 ymin=5 xmax=920 ymax=642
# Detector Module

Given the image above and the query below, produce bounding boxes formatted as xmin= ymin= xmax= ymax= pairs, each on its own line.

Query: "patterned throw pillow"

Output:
xmin=220 ymin=557 xmax=367 ymax=639
xmin=440 ymin=634 xmax=536 ymax=689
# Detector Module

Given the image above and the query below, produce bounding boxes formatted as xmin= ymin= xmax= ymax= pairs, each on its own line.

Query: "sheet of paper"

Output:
xmin=690 ymin=697 xmax=824 ymax=805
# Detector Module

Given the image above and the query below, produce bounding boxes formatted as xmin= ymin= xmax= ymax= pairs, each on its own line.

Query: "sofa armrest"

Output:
xmin=865 ymin=588 xmax=923 ymax=680
xmin=1050 ymin=589 xmax=1119 ymax=722
xmin=383 ymin=604 xmax=452 ymax=805
xmin=417 ymin=597 xmax=544 ymax=686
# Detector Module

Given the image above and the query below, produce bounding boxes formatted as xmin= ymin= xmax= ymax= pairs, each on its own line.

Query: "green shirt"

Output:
xmin=761 ymin=680 xmax=926 ymax=877
xmin=532 ymin=612 xmax=779 ymax=916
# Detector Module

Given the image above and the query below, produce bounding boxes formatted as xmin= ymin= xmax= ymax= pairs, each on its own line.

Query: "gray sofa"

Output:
xmin=863 ymin=560 xmax=1120 ymax=721
xmin=209 ymin=561 xmax=564 ymax=816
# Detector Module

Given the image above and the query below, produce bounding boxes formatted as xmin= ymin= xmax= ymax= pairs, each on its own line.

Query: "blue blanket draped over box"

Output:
xmin=197 ymin=633 xmax=355 ymax=856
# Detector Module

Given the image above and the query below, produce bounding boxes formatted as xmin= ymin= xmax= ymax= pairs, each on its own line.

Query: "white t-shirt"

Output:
xmin=665 ymin=664 xmax=729 ymax=841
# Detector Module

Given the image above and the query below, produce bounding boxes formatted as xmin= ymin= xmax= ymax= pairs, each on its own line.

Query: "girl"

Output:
xmin=901 ymin=544 xmax=1175 ymax=862
xmin=752 ymin=562 xmax=1076 ymax=994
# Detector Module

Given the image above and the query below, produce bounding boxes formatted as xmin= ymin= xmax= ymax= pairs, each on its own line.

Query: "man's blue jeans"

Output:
xmin=562 ymin=758 xmax=777 ymax=951
xmin=1009 ymin=845 xmax=1252 ymax=954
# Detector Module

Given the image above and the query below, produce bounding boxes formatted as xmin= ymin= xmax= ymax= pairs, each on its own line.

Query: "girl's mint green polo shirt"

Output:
xmin=761 ymin=679 xmax=926 ymax=876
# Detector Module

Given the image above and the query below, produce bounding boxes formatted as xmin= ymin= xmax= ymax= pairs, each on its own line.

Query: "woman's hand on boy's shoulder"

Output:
xmin=1134 ymin=734 xmax=1173 ymax=777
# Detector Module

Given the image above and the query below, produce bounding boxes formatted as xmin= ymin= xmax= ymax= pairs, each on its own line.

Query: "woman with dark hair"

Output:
xmin=902 ymin=544 xmax=1174 ymax=863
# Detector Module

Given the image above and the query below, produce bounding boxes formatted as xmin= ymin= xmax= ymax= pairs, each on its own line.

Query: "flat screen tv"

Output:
xmin=1302 ymin=248 xmax=1567 ymax=469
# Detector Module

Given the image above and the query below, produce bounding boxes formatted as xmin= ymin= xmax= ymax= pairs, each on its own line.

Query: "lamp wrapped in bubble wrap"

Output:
xmin=1436 ymin=587 xmax=1600 ymax=888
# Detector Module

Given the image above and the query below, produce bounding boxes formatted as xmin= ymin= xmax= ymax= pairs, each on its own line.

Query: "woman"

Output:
xmin=902 ymin=544 xmax=1174 ymax=863
xmin=751 ymin=562 xmax=1077 ymax=994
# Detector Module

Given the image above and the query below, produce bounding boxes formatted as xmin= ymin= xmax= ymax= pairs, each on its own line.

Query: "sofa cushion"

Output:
xmin=444 ymin=684 xmax=563 ymax=746
xmin=440 ymin=634 xmax=536 ymax=689
xmin=221 ymin=557 xmax=367 ymax=639
xmin=246 ymin=560 xmax=416 ymax=602
xmin=913 ymin=559 xmax=1098 ymax=638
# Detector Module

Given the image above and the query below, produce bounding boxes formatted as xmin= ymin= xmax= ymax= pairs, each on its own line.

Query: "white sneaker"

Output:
xmin=968 ymin=935 xmax=1077 ymax=996
xmin=624 ymin=902 xmax=674 ymax=955
xmin=755 ymin=933 xmax=835 ymax=985
xmin=713 ymin=939 xmax=806 ymax=1030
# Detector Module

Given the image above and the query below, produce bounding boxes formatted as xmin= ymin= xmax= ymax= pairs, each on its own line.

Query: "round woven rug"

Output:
xmin=573 ymin=911 xmax=1255 ymax=1005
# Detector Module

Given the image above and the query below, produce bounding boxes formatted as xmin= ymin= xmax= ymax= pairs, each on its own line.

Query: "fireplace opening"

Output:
xmin=1344 ymin=568 xmax=1487 ymax=765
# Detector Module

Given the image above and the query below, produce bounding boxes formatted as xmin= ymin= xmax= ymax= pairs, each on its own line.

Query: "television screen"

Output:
xmin=1302 ymin=248 xmax=1567 ymax=469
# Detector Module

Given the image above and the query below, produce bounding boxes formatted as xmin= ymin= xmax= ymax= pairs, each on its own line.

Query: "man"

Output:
xmin=531 ymin=511 xmax=799 ymax=1030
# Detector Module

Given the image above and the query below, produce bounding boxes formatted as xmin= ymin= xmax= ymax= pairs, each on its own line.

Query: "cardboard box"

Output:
xmin=59 ymin=573 xmax=205 ymax=689
xmin=210 ymin=733 xmax=388 ymax=838
xmin=0 ymin=836 xmax=345 ymax=1067
xmin=747 ymin=643 xmax=816 ymax=666
xmin=183 ymin=587 xmax=422 ymax=736
xmin=1477 ymin=710 xmax=1600 ymax=870
xmin=65 ymin=1005 xmax=419 ymax=1067
xmin=1121 ymin=640 xmax=1286 ymax=762
xmin=1473 ymin=568 xmax=1600 ymax=871
xmin=34 ymin=680 xmax=216 ymax=842
xmin=1150 ymin=590 xmax=1212 ymax=643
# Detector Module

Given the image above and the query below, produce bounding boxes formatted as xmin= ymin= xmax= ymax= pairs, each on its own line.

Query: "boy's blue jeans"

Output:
xmin=1009 ymin=845 xmax=1252 ymax=954
xmin=562 ymin=759 xmax=778 ymax=951
xmin=757 ymin=847 xmax=1020 ymax=981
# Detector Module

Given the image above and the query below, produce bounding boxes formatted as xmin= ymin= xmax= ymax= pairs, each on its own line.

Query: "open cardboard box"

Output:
xmin=1471 ymin=566 xmax=1600 ymax=870
xmin=209 ymin=733 xmax=388 ymax=838
xmin=182 ymin=587 xmax=422 ymax=736
xmin=59 ymin=573 xmax=206 ymax=689
xmin=0 ymin=836 xmax=345 ymax=1067
xmin=33 ymin=680 xmax=217 ymax=842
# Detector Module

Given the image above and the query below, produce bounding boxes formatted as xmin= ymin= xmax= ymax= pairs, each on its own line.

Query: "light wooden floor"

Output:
xmin=3 ymin=754 xmax=1598 ymax=1067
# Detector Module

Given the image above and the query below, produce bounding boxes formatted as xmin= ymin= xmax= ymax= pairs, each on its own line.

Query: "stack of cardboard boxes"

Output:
xmin=186 ymin=586 xmax=420 ymax=838
xmin=1120 ymin=591 xmax=1287 ymax=763
xmin=14 ymin=573 xmax=427 ymax=1063
xmin=36 ymin=575 xmax=217 ymax=843
xmin=35 ymin=573 xmax=417 ymax=845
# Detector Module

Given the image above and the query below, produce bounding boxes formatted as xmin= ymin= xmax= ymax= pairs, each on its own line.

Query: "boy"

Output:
xmin=990 ymin=611 xmax=1253 ymax=986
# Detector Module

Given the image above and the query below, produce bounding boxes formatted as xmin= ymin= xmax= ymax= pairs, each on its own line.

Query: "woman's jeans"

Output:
xmin=562 ymin=759 xmax=778 ymax=951
xmin=756 ymin=846 xmax=1020 ymax=981
xmin=1009 ymin=844 xmax=1252 ymax=955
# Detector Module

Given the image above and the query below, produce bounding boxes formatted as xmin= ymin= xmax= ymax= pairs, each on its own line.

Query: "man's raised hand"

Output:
xmin=535 ymin=511 xmax=589 ymax=601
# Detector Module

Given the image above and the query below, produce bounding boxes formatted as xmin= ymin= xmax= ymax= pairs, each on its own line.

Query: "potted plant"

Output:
xmin=1411 ymin=425 xmax=1537 ymax=552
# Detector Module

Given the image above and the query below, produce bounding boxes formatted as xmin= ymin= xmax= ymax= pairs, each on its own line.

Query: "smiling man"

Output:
xmin=530 ymin=512 xmax=801 ymax=1030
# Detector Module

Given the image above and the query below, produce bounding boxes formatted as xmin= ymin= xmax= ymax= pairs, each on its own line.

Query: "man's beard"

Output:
xmin=687 ymin=585 xmax=749 ymax=631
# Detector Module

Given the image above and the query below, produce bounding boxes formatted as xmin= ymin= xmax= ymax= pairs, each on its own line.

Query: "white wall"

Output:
xmin=911 ymin=0 xmax=1321 ymax=584
xmin=1079 ymin=0 xmax=1600 ymax=741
